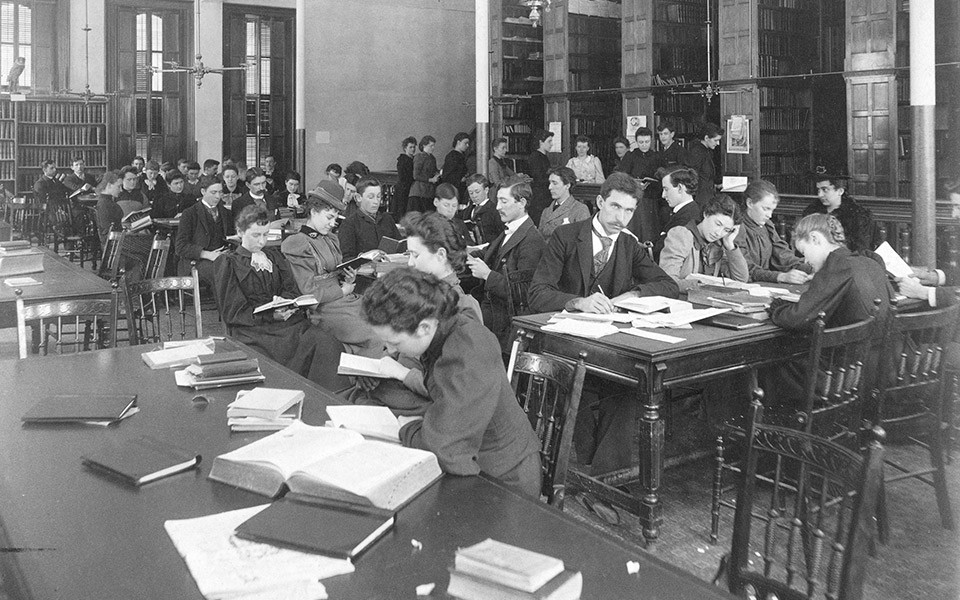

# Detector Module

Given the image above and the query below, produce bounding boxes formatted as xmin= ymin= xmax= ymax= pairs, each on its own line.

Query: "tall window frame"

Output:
xmin=243 ymin=15 xmax=272 ymax=167
xmin=0 ymin=1 xmax=32 ymax=89
xmin=133 ymin=10 xmax=165 ymax=159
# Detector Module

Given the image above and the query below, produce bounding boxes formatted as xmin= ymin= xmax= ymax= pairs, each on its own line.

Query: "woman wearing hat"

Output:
xmin=802 ymin=165 xmax=878 ymax=253
xmin=280 ymin=183 xmax=384 ymax=358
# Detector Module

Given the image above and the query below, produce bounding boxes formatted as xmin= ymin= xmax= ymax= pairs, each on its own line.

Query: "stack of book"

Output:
xmin=0 ymin=241 xmax=43 ymax=276
xmin=174 ymin=351 xmax=265 ymax=390
xmin=227 ymin=388 xmax=304 ymax=432
xmin=141 ymin=338 xmax=217 ymax=370
xmin=447 ymin=539 xmax=582 ymax=600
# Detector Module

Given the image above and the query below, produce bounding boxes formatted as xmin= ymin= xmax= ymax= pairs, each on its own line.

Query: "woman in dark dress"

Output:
xmin=394 ymin=136 xmax=417 ymax=219
xmin=409 ymin=135 xmax=440 ymax=214
xmin=527 ymin=129 xmax=554 ymax=226
xmin=214 ymin=205 xmax=343 ymax=385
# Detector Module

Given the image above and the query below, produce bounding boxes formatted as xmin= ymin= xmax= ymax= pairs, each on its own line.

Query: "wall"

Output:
xmin=302 ymin=0 xmax=476 ymax=184
xmin=67 ymin=0 xmax=106 ymax=93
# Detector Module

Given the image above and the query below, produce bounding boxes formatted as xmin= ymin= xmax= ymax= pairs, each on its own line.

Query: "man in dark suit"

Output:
xmin=34 ymin=159 xmax=74 ymax=229
xmin=466 ymin=174 xmax=546 ymax=353
xmin=653 ymin=166 xmax=702 ymax=260
xmin=463 ymin=174 xmax=504 ymax=245
xmin=684 ymin=121 xmax=724 ymax=206
xmin=230 ymin=168 xmax=278 ymax=218
xmin=174 ymin=180 xmax=234 ymax=288
xmin=62 ymin=158 xmax=98 ymax=193
xmin=616 ymin=127 xmax=663 ymax=243
xmin=529 ymin=172 xmax=679 ymax=314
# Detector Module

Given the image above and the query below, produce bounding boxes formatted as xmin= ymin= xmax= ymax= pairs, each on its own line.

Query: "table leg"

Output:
xmin=638 ymin=362 xmax=667 ymax=544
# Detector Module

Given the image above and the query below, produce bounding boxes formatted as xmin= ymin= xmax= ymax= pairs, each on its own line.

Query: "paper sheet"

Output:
xmin=874 ymin=241 xmax=913 ymax=279
xmin=550 ymin=310 xmax=636 ymax=324
xmin=632 ymin=308 xmax=729 ymax=329
xmin=541 ymin=318 xmax=620 ymax=339
xmin=164 ymin=504 xmax=353 ymax=600
xmin=621 ymin=328 xmax=686 ymax=344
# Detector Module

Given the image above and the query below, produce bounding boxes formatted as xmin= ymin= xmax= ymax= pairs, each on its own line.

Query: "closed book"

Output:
xmin=82 ymin=435 xmax=200 ymax=486
xmin=706 ymin=313 xmax=768 ymax=330
xmin=227 ymin=388 xmax=305 ymax=420
xmin=0 ymin=248 xmax=43 ymax=276
xmin=208 ymin=421 xmax=441 ymax=507
xmin=193 ymin=350 xmax=248 ymax=366
xmin=447 ymin=568 xmax=582 ymax=600
xmin=174 ymin=367 xmax=266 ymax=390
xmin=22 ymin=394 xmax=138 ymax=425
xmin=234 ymin=498 xmax=394 ymax=561
xmin=189 ymin=358 xmax=261 ymax=380
xmin=454 ymin=539 xmax=565 ymax=593
xmin=141 ymin=340 xmax=216 ymax=369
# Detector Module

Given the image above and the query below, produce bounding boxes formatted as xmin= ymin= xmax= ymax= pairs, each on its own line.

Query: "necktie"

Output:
xmin=593 ymin=236 xmax=613 ymax=277
xmin=207 ymin=205 xmax=218 ymax=222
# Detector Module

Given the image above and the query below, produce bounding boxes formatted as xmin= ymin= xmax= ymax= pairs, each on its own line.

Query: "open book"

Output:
xmin=337 ymin=353 xmax=391 ymax=378
xmin=122 ymin=207 xmax=152 ymax=232
xmin=336 ymin=249 xmax=381 ymax=272
xmin=325 ymin=405 xmax=401 ymax=443
xmin=207 ymin=421 xmax=442 ymax=510
xmin=253 ymin=294 xmax=318 ymax=314
xmin=614 ymin=295 xmax=693 ymax=314
xmin=378 ymin=236 xmax=407 ymax=254
xmin=721 ymin=176 xmax=749 ymax=192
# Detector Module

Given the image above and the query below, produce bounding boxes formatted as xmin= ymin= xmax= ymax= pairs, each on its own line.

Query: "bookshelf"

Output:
xmin=491 ymin=0 xmax=545 ymax=171
xmin=0 ymin=97 xmax=109 ymax=194
xmin=568 ymin=12 xmax=620 ymax=167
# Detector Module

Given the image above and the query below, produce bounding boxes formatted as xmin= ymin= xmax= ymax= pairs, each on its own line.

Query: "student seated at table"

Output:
xmin=230 ymin=168 xmax=277 ymax=219
xmin=466 ymin=175 xmax=546 ymax=351
xmin=279 ymin=184 xmax=383 ymax=358
xmin=538 ymin=166 xmax=590 ymax=239
xmin=653 ymin=166 xmax=701 ymax=260
xmin=174 ymin=179 xmax=233 ymax=288
xmin=351 ymin=211 xmax=484 ymax=415
xmin=659 ymin=194 xmax=749 ymax=292
xmin=215 ymin=205 xmax=343 ymax=383
xmin=337 ymin=178 xmax=400 ymax=261
xmin=116 ymin=166 xmax=147 ymax=215
xmin=896 ymin=180 xmax=960 ymax=308
xmin=218 ymin=164 xmax=247 ymax=210
xmin=529 ymin=172 xmax=679 ymax=315
xmin=152 ymin=170 xmax=187 ymax=218
xmin=272 ymin=171 xmax=305 ymax=218
xmin=764 ymin=213 xmax=894 ymax=405
xmin=140 ymin=160 xmax=167 ymax=207
xmin=94 ymin=170 xmax=123 ymax=246
xmin=361 ymin=268 xmax=542 ymax=498
xmin=462 ymin=174 xmax=504 ymax=245
xmin=432 ymin=183 xmax=472 ymax=246
xmin=735 ymin=180 xmax=812 ymax=284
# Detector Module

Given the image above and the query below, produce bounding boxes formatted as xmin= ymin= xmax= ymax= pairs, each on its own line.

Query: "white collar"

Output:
xmin=477 ymin=198 xmax=489 ymax=208
xmin=672 ymin=198 xmax=694 ymax=214
xmin=504 ymin=214 xmax=529 ymax=235
xmin=592 ymin=215 xmax=620 ymax=243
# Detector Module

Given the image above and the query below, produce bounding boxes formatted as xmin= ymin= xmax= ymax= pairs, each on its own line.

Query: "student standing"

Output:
xmin=684 ymin=122 xmax=724 ymax=206
xmin=656 ymin=120 xmax=686 ymax=168
xmin=617 ymin=127 xmax=663 ymax=243
xmin=487 ymin=137 xmax=516 ymax=192
xmin=362 ymin=268 xmax=542 ymax=498
xmin=527 ymin=129 xmax=554 ymax=226
xmin=394 ymin=136 xmax=417 ymax=219
xmin=409 ymin=136 xmax=440 ymax=214
xmin=440 ymin=132 xmax=470 ymax=202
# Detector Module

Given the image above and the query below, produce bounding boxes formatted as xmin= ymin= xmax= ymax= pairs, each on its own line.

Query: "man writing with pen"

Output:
xmin=527 ymin=172 xmax=679 ymax=490
xmin=175 ymin=179 xmax=235 ymax=288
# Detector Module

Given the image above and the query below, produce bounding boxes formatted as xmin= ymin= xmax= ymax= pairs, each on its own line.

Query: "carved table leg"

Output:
xmin=638 ymin=362 xmax=667 ymax=544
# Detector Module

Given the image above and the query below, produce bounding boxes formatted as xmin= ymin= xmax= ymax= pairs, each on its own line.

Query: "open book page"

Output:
xmin=164 ymin=504 xmax=353 ymax=600
xmin=253 ymin=295 xmax=318 ymax=314
xmin=874 ymin=241 xmax=913 ymax=279
xmin=288 ymin=440 xmax=440 ymax=510
xmin=219 ymin=421 xmax=364 ymax=480
xmin=337 ymin=353 xmax=391 ymax=378
xmin=325 ymin=405 xmax=400 ymax=442
xmin=541 ymin=318 xmax=620 ymax=339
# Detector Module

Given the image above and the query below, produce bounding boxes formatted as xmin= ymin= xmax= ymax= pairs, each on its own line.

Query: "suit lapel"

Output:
xmin=497 ymin=218 xmax=531 ymax=260
xmin=577 ymin=220 xmax=594 ymax=293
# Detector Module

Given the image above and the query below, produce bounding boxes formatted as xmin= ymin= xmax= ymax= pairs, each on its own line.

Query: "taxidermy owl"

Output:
xmin=6 ymin=57 xmax=26 ymax=93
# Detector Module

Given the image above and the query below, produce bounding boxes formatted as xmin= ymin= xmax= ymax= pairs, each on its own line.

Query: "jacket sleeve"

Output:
xmin=615 ymin=153 xmax=634 ymax=174
xmin=213 ymin=255 xmax=260 ymax=328
xmin=398 ymin=328 xmax=499 ymax=476
xmin=274 ymin=249 xmax=304 ymax=299
xmin=722 ymin=246 xmax=750 ymax=283
xmin=590 ymin=156 xmax=606 ymax=183
xmin=397 ymin=155 xmax=413 ymax=182
xmin=658 ymin=226 xmax=695 ymax=290
xmin=770 ymin=264 xmax=853 ymax=330
xmin=412 ymin=155 xmax=432 ymax=183
xmin=484 ymin=230 xmax=546 ymax=301
xmin=174 ymin=208 xmax=204 ymax=262
xmin=280 ymin=236 xmax=344 ymax=304
xmin=528 ymin=230 xmax=579 ymax=312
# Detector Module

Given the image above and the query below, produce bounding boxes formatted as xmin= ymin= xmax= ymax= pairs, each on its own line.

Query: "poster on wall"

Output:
xmin=548 ymin=121 xmax=562 ymax=153
xmin=726 ymin=115 xmax=749 ymax=154
xmin=626 ymin=115 xmax=647 ymax=148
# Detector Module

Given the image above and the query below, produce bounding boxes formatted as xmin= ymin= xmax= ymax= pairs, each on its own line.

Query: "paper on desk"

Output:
xmin=613 ymin=295 xmax=693 ymax=314
xmin=684 ymin=273 xmax=758 ymax=290
xmin=621 ymin=328 xmax=686 ymax=344
xmin=550 ymin=310 xmax=636 ymax=324
xmin=164 ymin=504 xmax=353 ymax=600
xmin=541 ymin=318 xmax=620 ymax=339
xmin=874 ymin=241 xmax=914 ymax=279
xmin=632 ymin=308 xmax=729 ymax=329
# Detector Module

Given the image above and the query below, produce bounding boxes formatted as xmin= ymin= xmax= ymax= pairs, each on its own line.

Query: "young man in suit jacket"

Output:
xmin=174 ymin=180 xmax=235 ymax=288
xmin=538 ymin=166 xmax=590 ymax=239
xmin=466 ymin=175 xmax=546 ymax=353
xmin=463 ymin=174 xmax=504 ymax=245
xmin=528 ymin=172 xmax=680 ymax=482
xmin=654 ymin=166 xmax=703 ymax=260
xmin=230 ymin=168 xmax=278 ymax=219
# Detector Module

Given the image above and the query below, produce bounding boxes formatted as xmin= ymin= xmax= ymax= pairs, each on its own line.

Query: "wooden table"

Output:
xmin=0 ymin=245 xmax=113 ymax=328
xmin=0 ymin=341 xmax=733 ymax=600
xmin=512 ymin=313 xmax=807 ymax=546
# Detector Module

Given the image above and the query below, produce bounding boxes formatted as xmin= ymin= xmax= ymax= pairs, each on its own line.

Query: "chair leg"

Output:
xmin=710 ymin=434 xmax=725 ymax=544
xmin=930 ymin=420 xmax=955 ymax=530
xmin=876 ymin=476 xmax=889 ymax=545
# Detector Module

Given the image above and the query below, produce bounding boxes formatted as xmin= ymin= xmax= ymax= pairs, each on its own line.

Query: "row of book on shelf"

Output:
xmin=16 ymin=148 xmax=106 ymax=167
xmin=16 ymin=124 xmax=105 ymax=146
xmin=10 ymin=101 xmax=107 ymax=123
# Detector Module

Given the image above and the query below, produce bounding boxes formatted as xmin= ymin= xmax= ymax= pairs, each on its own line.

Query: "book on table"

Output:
xmin=325 ymin=404 xmax=401 ymax=443
xmin=187 ymin=358 xmax=261 ymax=380
xmin=0 ymin=247 xmax=43 ymax=276
xmin=613 ymin=295 xmax=693 ymax=315
xmin=81 ymin=435 xmax=200 ymax=486
xmin=141 ymin=338 xmax=217 ymax=369
xmin=228 ymin=403 xmax=301 ymax=432
xmin=175 ymin=361 xmax=265 ymax=390
xmin=207 ymin=421 xmax=441 ymax=509
xmin=253 ymin=294 xmax=319 ymax=314
xmin=0 ymin=240 xmax=32 ymax=252
xmin=22 ymin=394 xmax=138 ymax=426
xmin=706 ymin=312 xmax=767 ymax=330
xmin=227 ymin=388 xmax=304 ymax=420
xmin=234 ymin=497 xmax=394 ymax=561
xmin=4 ymin=276 xmax=41 ymax=287
xmin=121 ymin=207 xmax=152 ymax=232
xmin=447 ymin=538 xmax=581 ymax=600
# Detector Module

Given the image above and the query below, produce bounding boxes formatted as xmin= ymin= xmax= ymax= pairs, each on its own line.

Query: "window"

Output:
xmin=134 ymin=11 xmax=163 ymax=159
xmin=244 ymin=16 xmax=271 ymax=167
xmin=0 ymin=1 xmax=32 ymax=89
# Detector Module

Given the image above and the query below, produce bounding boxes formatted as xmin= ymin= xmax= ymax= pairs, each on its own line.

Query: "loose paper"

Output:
xmin=621 ymin=328 xmax=686 ymax=344
xmin=626 ymin=115 xmax=647 ymax=148
xmin=548 ymin=121 xmax=562 ymax=153
xmin=550 ymin=310 xmax=636 ymax=324
xmin=726 ymin=115 xmax=749 ymax=154
xmin=874 ymin=241 xmax=913 ymax=279
xmin=541 ymin=318 xmax=620 ymax=339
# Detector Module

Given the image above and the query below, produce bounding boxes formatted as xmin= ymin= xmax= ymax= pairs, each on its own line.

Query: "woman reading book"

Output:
xmin=735 ymin=180 xmax=812 ymax=284
xmin=658 ymin=194 xmax=749 ymax=292
xmin=214 ymin=205 xmax=343 ymax=385
xmin=361 ymin=268 xmax=542 ymax=498
xmin=279 ymin=185 xmax=383 ymax=358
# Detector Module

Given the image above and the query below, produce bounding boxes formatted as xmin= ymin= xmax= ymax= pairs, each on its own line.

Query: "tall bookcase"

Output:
xmin=568 ymin=12 xmax=621 ymax=168
xmin=0 ymin=97 xmax=109 ymax=194
xmin=490 ymin=0 xmax=545 ymax=172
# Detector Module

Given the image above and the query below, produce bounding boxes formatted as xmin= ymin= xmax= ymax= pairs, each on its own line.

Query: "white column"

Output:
xmin=910 ymin=0 xmax=936 ymax=265
xmin=475 ymin=0 xmax=490 ymax=176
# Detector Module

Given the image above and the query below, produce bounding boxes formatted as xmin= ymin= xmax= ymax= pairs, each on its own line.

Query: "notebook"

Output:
xmin=22 ymin=394 xmax=138 ymax=425
xmin=234 ymin=498 xmax=394 ymax=561
xmin=82 ymin=435 xmax=200 ymax=486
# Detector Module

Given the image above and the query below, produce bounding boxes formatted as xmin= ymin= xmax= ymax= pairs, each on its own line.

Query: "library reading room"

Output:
xmin=0 ymin=0 xmax=958 ymax=598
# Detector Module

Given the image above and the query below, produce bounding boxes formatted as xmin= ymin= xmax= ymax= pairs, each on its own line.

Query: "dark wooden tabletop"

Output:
xmin=0 ymin=246 xmax=113 ymax=328
xmin=0 ymin=341 xmax=733 ymax=600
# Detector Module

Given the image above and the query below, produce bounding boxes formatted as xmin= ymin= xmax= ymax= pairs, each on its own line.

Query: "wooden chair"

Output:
xmin=872 ymin=300 xmax=959 ymax=542
xmin=142 ymin=232 xmax=171 ymax=280
xmin=505 ymin=268 xmax=535 ymax=319
xmin=509 ymin=350 xmax=587 ymax=508
xmin=711 ymin=307 xmax=881 ymax=543
xmin=714 ymin=392 xmax=885 ymax=600
xmin=97 ymin=228 xmax=126 ymax=281
xmin=123 ymin=266 xmax=203 ymax=345
xmin=15 ymin=288 xmax=118 ymax=358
